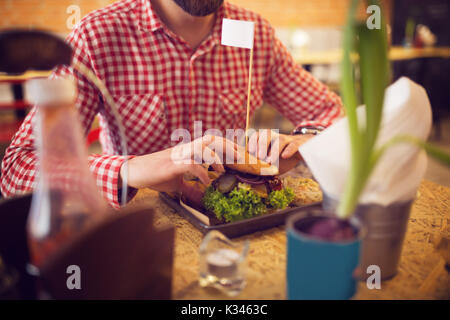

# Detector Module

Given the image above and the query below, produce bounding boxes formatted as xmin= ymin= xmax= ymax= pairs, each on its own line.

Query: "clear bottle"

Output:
xmin=26 ymin=78 xmax=107 ymax=268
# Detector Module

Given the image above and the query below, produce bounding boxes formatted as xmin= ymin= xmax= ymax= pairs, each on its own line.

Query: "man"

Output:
xmin=1 ymin=0 xmax=342 ymax=208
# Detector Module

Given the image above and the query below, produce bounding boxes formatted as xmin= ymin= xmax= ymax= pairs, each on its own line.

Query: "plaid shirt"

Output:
xmin=1 ymin=0 xmax=342 ymax=208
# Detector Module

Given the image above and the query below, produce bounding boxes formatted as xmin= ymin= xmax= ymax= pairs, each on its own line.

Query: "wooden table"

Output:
xmin=0 ymin=71 xmax=51 ymax=82
xmin=292 ymin=46 xmax=450 ymax=65
xmin=130 ymin=180 xmax=450 ymax=299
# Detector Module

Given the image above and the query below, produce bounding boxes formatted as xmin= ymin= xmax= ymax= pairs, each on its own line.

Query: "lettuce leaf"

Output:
xmin=203 ymin=186 xmax=294 ymax=223
xmin=267 ymin=188 xmax=294 ymax=209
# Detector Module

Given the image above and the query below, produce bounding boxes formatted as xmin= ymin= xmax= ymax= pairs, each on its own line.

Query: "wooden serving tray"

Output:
xmin=159 ymin=192 xmax=322 ymax=238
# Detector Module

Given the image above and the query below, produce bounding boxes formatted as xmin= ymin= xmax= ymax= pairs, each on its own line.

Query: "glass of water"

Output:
xmin=199 ymin=231 xmax=249 ymax=297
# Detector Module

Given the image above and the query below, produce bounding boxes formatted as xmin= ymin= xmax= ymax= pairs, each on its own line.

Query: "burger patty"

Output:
xmin=216 ymin=168 xmax=283 ymax=192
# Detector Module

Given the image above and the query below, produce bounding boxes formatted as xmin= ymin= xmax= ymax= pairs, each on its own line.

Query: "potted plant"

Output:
xmin=287 ymin=0 xmax=450 ymax=300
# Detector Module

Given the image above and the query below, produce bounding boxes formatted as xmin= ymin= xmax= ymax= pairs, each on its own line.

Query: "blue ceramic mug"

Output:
xmin=286 ymin=211 xmax=362 ymax=300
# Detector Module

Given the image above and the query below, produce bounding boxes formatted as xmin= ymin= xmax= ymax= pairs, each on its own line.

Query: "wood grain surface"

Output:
xmin=130 ymin=180 xmax=450 ymax=300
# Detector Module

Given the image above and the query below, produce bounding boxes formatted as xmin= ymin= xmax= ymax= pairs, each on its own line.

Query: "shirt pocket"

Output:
xmin=114 ymin=93 xmax=170 ymax=154
xmin=218 ymin=87 xmax=263 ymax=129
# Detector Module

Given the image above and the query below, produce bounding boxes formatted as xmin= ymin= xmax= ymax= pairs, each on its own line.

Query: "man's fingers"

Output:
xmin=281 ymin=141 xmax=300 ymax=159
xmin=258 ymin=130 xmax=279 ymax=160
xmin=266 ymin=137 xmax=287 ymax=164
xmin=203 ymin=146 xmax=225 ymax=173
xmin=257 ymin=132 xmax=268 ymax=160
xmin=178 ymin=135 xmax=242 ymax=168
xmin=202 ymin=135 xmax=214 ymax=145
xmin=222 ymin=137 xmax=241 ymax=163
xmin=186 ymin=164 xmax=210 ymax=186
xmin=248 ymin=131 xmax=258 ymax=155
xmin=203 ymin=136 xmax=241 ymax=165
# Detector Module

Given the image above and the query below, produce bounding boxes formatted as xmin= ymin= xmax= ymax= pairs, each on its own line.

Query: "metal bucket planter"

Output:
xmin=322 ymin=195 xmax=413 ymax=280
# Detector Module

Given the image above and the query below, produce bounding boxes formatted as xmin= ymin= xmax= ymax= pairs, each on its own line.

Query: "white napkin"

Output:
xmin=299 ymin=77 xmax=432 ymax=206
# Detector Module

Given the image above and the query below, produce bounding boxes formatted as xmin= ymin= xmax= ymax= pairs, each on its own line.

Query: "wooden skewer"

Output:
xmin=245 ymin=47 xmax=254 ymax=151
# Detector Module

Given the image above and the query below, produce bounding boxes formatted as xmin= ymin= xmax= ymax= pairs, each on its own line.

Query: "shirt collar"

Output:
xmin=139 ymin=0 xmax=164 ymax=33
xmin=209 ymin=3 xmax=227 ymax=46
xmin=139 ymin=0 xmax=227 ymax=40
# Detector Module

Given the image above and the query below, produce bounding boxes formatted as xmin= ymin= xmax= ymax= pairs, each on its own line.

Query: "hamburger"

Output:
xmin=181 ymin=150 xmax=295 ymax=224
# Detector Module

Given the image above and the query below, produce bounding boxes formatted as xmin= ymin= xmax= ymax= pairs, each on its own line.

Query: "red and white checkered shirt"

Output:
xmin=1 ymin=0 xmax=342 ymax=208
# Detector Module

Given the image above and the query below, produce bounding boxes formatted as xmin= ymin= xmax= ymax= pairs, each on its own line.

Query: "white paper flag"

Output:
xmin=221 ymin=18 xmax=254 ymax=49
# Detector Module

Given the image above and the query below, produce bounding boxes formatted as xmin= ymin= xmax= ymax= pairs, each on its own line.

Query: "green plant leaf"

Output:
xmin=420 ymin=143 xmax=450 ymax=166
xmin=337 ymin=0 xmax=450 ymax=219
xmin=337 ymin=0 xmax=364 ymax=219
xmin=357 ymin=21 xmax=388 ymax=154
xmin=371 ymin=135 xmax=450 ymax=170
xmin=340 ymin=0 xmax=361 ymax=153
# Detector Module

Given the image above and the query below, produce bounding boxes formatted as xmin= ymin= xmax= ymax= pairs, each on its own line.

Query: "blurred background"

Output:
xmin=0 ymin=0 xmax=449 ymax=187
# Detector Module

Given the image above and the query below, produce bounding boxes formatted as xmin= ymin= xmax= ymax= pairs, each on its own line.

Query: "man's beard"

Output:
xmin=172 ymin=0 xmax=224 ymax=17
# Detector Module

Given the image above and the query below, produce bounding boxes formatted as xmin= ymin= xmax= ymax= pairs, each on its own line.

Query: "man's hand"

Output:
xmin=247 ymin=130 xmax=315 ymax=173
xmin=120 ymin=135 xmax=240 ymax=193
